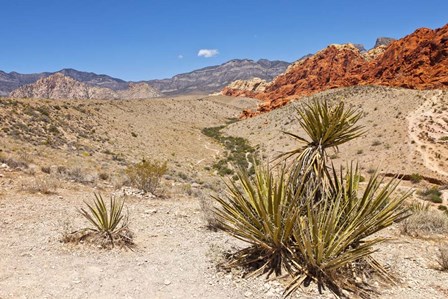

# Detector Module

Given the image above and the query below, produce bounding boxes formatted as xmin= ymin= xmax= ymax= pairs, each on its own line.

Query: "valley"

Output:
xmin=1 ymin=86 xmax=448 ymax=298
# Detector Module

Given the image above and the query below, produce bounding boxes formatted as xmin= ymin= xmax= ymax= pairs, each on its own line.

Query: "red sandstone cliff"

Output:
xmin=224 ymin=24 xmax=448 ymax=117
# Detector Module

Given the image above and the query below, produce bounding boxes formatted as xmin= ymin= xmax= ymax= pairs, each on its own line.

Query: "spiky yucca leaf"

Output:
xmin=79 ymin=193 xmax=126 ymax=234
xmin=283 ymin=99 xmax=365 ymax=159
xmin=214 ymin=164 xmax=304 ymax=276
xmin=281 ymin=99 xmax=365 ymax=200
xmin=285 ymin=166 xmax=411 ymax=297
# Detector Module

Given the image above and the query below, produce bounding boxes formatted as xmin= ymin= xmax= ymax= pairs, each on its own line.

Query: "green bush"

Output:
xmin=126 ymin=159 xmax=167 ymax=194
xmin=410 ymin=173 xmax=423 ymax=184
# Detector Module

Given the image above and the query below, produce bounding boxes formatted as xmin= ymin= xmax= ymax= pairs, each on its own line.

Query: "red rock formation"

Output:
xmin=230 ymin=24 xmax=448 ymax=117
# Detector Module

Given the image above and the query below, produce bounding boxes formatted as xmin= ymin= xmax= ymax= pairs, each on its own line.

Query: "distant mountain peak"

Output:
xmin=9 ymin=73 xmax=161 ymax=100
xmin=146 ymin=58 xmax=289 ymax=95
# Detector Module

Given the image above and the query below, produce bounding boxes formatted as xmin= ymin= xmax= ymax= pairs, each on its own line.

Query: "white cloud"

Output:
xmin=178 ymin=54 xmax=184 ymax=59
xmin=197 ymin=49 xmax=219 ymax=58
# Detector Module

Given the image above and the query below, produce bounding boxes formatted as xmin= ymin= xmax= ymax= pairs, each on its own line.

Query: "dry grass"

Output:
xmin=20 ymin=177 xmax=59 ymax=194
xmin=198 ymin=192 xmax=221 ymax=231
xmin=401 ymin=209 xmax=448 ymax=237
xmin=436 ymin=243 xmax=448 ymax=271
xmin=62 ymin=227 xmax=134 ymax=250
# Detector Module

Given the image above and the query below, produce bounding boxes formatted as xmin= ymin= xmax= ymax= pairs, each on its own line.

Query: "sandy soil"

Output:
xmin=1 ymin=89 xmax=448 ymax=298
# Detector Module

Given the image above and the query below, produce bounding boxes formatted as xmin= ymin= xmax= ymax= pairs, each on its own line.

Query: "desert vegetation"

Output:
xmin=202 ymin=122 xmax=258 ymax=177
xmin=63 ymin=193 xmax=134 ymax=249
xmin=1 ymin=91 xmax=447 ymax=298
xmin=125 ymin=159 xmax=168 ymax=194
xmin=214 ymin=99 xmax=411 ymax=297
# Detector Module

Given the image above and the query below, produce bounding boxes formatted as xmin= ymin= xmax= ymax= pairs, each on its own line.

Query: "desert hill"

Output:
xmin=10 ymin=73 xmax=162 ymax=100
xmin=0 ymin=86 xmax=448 ymax=297
xmin=223 ymin=24 xmax=448 ymax=116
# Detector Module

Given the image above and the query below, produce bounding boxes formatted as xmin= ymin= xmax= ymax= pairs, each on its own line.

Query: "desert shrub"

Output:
xmin=65 ymin=167 xmax=90 ymax=183
xmin=199 ymin=192 xmax=220 ymax=231
xmin=98 ymin=172 xmax=109 ymax=181
xmin=410 ymin=173 xmax=423 ymax=184
xmin=437 ymin=243 xmax=448 ymax=271
xmin=214 ymin=99 xmax=410 ymax=297
xmin=401 ymin=210 xmax=448 ymax=236
xmin=409 ymin=201 xmax=430 ymax=212
xmin=20 ymin=177 xmax=59 ymax=194
xmin=202 ymin=125 xmax=258 ymax=176
xmin=126 ymin=159 xmax=167 ymax=194
xmin=63 ymin=193 xmax=133 ymax=249
xmin=438 ymin=205 xmax=448 ymax=213
xmin=41 ymin=166 xmax=51 ymax=174
xmin=0 ymin=155 xmax=29 ymax=169
xmin=418 ymin=187 xmax=443 ymax=203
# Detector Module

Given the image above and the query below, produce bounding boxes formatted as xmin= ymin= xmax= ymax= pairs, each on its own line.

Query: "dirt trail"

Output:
xmin=407 ymin=90 xmax=448 ymax=177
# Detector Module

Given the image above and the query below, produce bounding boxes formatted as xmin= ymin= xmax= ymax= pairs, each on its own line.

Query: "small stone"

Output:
xmin=164 ymin=279 xmax=171 ymax=285
xmin=145 ymin=209 xmax=157 ymax=214
xmin=244 ymin=291 xmax=253 ymax=297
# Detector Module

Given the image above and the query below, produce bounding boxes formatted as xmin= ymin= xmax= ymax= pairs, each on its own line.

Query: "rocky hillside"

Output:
xmin=10 ymin=73 xmax=161 ymax=100
xmin=223 ymin=24 xmax=448 ymax=117
xmin=0 ymin=71 xmax=48 ymax=96
xmin=146 ymin=59 xmax=289 ymax=95
xmin=0 ymin=69 xmax=129 ymax=96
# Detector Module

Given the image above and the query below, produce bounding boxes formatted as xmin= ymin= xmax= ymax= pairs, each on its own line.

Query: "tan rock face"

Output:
xmin=228 ymin=24 xmax=448 ymax=117
xmin=222 ymin=78 xmax=269 ymax=97
xmin=10 ymin=73 xmax=162 ymax=100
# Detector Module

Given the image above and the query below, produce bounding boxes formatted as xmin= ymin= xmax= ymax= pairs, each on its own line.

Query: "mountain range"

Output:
xmin=0 ymin=59 xmax=289 ymax=98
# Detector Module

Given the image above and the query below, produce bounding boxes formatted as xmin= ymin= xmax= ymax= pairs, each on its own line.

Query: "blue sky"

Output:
xmin=0 ymin=0 xmax=447 ymax=81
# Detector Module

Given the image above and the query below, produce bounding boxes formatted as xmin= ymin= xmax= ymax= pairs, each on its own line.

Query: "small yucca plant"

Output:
xmin=79 ymin=193 xmax=126 ymax=234
xmin=65 ymin=193 xmax=134 ymax=249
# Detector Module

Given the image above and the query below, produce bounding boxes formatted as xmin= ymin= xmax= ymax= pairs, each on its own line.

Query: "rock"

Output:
xmin=191 ymin=183 xmax=201 ymax=188
xmin=374 ymin=37 xmax=396 ymax=48
xmin=10 ymin=73 xmax=161 ymax=100
xmin=222 ymin=78 xmax=270 ymax=97
xmin=147 ymin=59 xmax=289 ymax=95
xmin=226 ymin=24 xmax=448 ymax=117
xmin=163 ymin=279 xmax=171 ymax=286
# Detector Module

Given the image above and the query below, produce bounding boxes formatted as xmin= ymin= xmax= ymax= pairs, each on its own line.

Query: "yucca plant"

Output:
xmin=214 ymin=163 xmax=303 ymax=276
xmin=286 ymin=166 xmax=411 ymax=297
xmin=214 ymin=98 xmax=411 ymax=297
xmin=74 ymin=193 xmax=133 ymax=249
xmin=281 ymin=99 xmax=365 ymax=198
